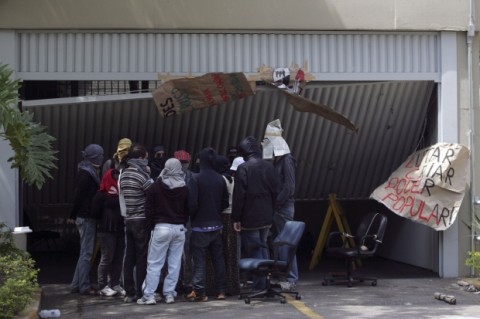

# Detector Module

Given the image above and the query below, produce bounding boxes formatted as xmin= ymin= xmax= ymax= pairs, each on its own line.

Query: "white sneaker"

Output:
xmin=99 ymin=286 xmax=118 ymax=297
xmin=165 ymin=295 xmax=175 ymax=304
xmin=137 ymin=295 xmax=156 ymax=305
xmin=112 ymin=285 xmax=126 ymax=297
xmin=280 ymin=281 xmax=296 ymax=292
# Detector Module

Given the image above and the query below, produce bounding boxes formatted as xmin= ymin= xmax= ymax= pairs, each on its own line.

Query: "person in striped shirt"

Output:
xmin=118 ymin=143 xmax=154 ymax=303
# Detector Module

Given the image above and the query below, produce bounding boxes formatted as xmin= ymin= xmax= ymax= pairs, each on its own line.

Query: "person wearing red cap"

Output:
xmin=174 ymin=150 xmax=193 ymax=185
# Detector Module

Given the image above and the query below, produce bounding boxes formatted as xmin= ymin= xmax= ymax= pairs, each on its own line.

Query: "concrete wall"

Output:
xmin=0 ymin=0 xmax=473 ymax=31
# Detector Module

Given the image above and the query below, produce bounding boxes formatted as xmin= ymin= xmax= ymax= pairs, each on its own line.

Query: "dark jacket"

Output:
xmin=69 ymin=169 xmax=99 ymax=219
xmin=149 ymin=158 xmax=167 ymax=180
xmin=91 ymin=192 xmax=125 ymax=232
xmin=188 ymin=148 xmax=229 ymax=228
xmin=232 ymin=136 xmax=280 ymax=229
xmin=274 ymin=153 xmax=296 ymax=209
xmin=145 ymin=180 xmax=189 ymax=230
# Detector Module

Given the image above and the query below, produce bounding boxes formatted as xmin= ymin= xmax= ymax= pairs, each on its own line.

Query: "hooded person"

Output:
xmin=138 ymin=158 xmax=189 ymax=305
xmin=91 ymin=168 xmax=126 ymax=297
xmin=231 ymin=136 xmax=280 ymax=290
xmin=150 ymin=145 xmax=168 ymax=179
xmin=262 ymin=119 xmax=298 ymax=292
xmin=186 ymin=147 xmax=229 ymax=302
xmin=68 ymin=143 xmax=104 ymax=295
xmin=102 ymin=138 xmax=132 ymax=176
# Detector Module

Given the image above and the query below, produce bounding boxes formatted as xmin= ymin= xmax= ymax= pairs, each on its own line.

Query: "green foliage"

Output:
xmin=0 ymin=223 xmax=39 ymax=319
xmin=0 ymin=63 xmax=57 ymax=189
xmin=466 ymin=251 xmax=480 ymax=277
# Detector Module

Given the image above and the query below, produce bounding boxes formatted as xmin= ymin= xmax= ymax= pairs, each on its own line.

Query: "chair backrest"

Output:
xmin=273 ymin=221 xmax=305 ymax=269
xmin=355 ymin=212 xmax=387 ymax=254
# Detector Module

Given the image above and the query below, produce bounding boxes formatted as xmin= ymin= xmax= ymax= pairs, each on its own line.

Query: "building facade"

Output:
xmin=0 ymin=0 xmax=479 ymax=277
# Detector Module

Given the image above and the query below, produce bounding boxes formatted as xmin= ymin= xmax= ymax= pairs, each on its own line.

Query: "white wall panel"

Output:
xmin=15 ymin=32 xmax=440 ymax=81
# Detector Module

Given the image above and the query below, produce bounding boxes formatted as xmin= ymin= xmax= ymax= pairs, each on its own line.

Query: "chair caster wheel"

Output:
xmin=280 ymin=298 xmax=286 ymax=304
xmin=295 ymin=295 xmax=302 ymax=300
xmin=371 ymin=281 xmax=377 ymax=286
xmin=245 ymin=298 xmax=251 ymax=304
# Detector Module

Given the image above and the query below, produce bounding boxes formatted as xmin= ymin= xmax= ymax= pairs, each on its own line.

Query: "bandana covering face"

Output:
xmin=127 ymin=158 xmax=149 ymax=173
xmin=160 ymin=158 xmax=186 ymax=189
xmin=114 ymin=138 xmax=132 ymax=162
xmin=79 ymin=144 xmax=104 ymax=184
xmin=99 ymin=169 xmax=119 ymax=195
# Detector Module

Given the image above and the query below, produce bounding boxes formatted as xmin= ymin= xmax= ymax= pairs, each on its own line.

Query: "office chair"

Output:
xmin=322 ymin=212 xmax=387 ymax=287
xmin=238 ymin=221 xmax=305 ymax=304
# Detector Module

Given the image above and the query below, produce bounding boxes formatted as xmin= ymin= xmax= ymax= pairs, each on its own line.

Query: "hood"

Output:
xmin=214 ymin=155 xmax=230 ymax=174
xmin=238 ymin=136 xmax=262 ymax=160
xmin=199 ymin=147 xmax=217 ymax=170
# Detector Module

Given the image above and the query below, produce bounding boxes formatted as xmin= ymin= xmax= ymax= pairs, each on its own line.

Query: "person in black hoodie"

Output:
xmin=137 ymin=158 xmax=189 ymax=305
xmin=232 ymin=136 xmax=280 ymax=290
xmin=67 ymin=143 xmax=104 ymax=295
xmin=149 ymin=145 xmax=168 ymax=179
xmin=91 ymin=168 xmax=126 ymax=297
xmin=186 ymin=147 xmax=229 ymax=302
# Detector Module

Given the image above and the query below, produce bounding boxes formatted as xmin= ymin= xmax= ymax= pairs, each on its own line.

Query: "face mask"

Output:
xmin=90 ymin=155 xmax=104 ymax=167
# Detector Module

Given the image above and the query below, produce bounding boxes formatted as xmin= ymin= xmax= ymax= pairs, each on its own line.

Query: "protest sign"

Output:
xmin=152 ymin=72 xmax=254 ymax=117
xmin=370 ymin=143 xmax=469 ymax=231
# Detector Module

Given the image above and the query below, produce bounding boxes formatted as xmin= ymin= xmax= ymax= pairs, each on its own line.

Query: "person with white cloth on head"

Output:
xmin=137 ymin=158 xmax=189 ymax=305
xmin=262 ymin=119 xmax=298 ymax=292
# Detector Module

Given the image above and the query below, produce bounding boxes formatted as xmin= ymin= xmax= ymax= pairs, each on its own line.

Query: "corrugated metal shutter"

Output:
xmin=23 ymin=80 xmax=434 ymax=205
xmin=16 ymin=32 xmax=439 ymax=80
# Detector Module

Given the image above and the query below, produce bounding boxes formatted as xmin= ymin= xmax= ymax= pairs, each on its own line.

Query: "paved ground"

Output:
xmin=34 ymin=252 xmax=480 ymax=319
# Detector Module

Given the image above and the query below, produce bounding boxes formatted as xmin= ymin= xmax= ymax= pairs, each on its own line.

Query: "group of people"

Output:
xmin=67 ymin=119 xmax=297 ymax=305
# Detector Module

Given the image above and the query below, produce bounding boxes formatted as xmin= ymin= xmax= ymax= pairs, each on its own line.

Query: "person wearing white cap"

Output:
xmin=230 ymin=156 xmax=245 ymax=174
xmin=262 ymin=119 xmax=298 ymax=292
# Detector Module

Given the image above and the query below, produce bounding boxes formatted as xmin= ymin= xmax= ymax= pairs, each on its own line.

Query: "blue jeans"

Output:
xmin=143 ymin=223 xmax=185 ymax=298
xmin=97 ymin=232 xmax=125 ymax=289
xmin=123 ymin=219 xmax=150 ymax=298
xmin=71 ymin=217 xmax=96 ymax=293
xmin=273 ymin=204 xmax=298 ymax=283
xmin=241 ymin=227 xmax=270 ymax=290
xmin=190 ymin=230 xmax=226 ymax=296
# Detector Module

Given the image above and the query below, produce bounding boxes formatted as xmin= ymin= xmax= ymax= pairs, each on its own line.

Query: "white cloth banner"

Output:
xmin=370 ymin=142 xmax=469 ymax=231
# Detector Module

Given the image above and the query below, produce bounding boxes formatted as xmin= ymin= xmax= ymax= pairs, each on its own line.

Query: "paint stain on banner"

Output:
xmin=370 ymin=143 xmax=469 ymax=231
xmin=152 ymin=72 xmax=255 ymax=117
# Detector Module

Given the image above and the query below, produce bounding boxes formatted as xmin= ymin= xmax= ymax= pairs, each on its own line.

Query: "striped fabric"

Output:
xmin=119 ymin=167 xmax=153 ymax=221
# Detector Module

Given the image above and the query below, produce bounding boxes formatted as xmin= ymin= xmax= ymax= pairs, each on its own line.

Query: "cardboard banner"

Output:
xmin=282 ymin=91 xmax=359 ymax=132
xmin=152 ymin=72 xmax=254 ymax=117
xmin=370 ymin=143 xmax=469 ymax=231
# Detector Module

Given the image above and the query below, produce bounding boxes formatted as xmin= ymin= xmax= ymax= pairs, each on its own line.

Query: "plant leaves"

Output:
xmin=0 ymin=63 xmax=57 ymax=189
